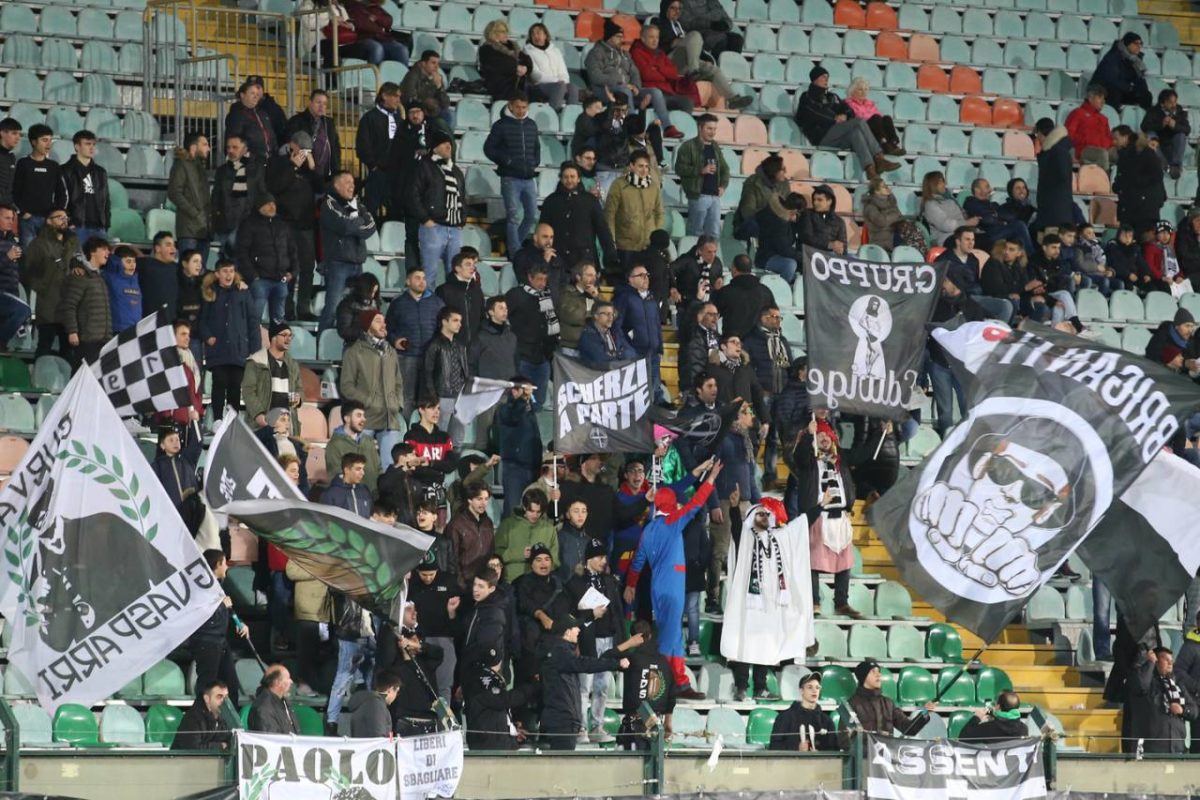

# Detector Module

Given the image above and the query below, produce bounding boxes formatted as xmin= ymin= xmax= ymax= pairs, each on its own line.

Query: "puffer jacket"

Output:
xmin=285 ymin=561 xmax=332 ymax=623
xmin=1064 ymin=101 xmax=1114 ymax=158
xmin=612 ymin=283 xmax=662 ymax=357
xmin=605 ymin=175 xmax=665 ymax=252
xmin=386 ymin=288 xmax=444 ymax=361
xmin=58 ymin=264 xmax=112 ymax=342
xmin=168 ymin=149 xmax=213 ymax=240
xmin=469 ymin=319 xmax=519 ymax=379
xmin=483 ymin=111 xmax=541 ymax=180
xmin=60 ymin=156 xmax=111 ymax=230
xmin=102 ymin=259 xmax=142 ymax=333
xmin=736 ymin=166 xmax=789 ymax=227
xmin=22 ymin=226 xmax=78 ymax=324
xmin=265 ymin=154 xmax=320 ymax=230
xmin=196 ymin=272 xmax=259 ymax=368
xmin=1035 ymin=126 xmax=1077 ymax=229
xmin=407 ymin=154 xmax=467 ymax=227
xmin=320 ymin=193 xmax=377 ymax=265
xmin=242 ymin=347 xmax=301 ymax=434
xmin=334 ymin=275 xmax=381 ymax=344
xmin=585 ymin=40 xmax=641 ymax=91
xmin=235 ymin=212 xmax=297 ymax=282
xmin=340 ymin=336 xmax=403 ymax=431
xmin=537 ymin=183 xmax=615 ymax=268
xmin=321 ymin=475 xmax=373 ymax=518
xmin=423 ymin=334 xmax=471 ymax=398
xmin=799 ymin=190 xmax=848 ymax=250
xmin=862 ymin=193 xmax=903 ymax=251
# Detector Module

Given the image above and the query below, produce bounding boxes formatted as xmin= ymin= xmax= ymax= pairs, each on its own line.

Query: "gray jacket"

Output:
xmin=585 ymin=41 xmax=640 ymax=90
xmin=681 ymin=0 xmax=733 ymax=32
xmin=320 ymin=194 xmax=377 ymax=265
xmin=346 ymin=689 xmax=393 ymax=738
xmin=248 ymin=688 xmax=298 ymax=734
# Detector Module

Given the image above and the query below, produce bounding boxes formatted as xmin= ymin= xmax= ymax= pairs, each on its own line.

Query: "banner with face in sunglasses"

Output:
xmin=869 ymin=321 xmax=1199 ymax=642
xmin=802 ymin=247 xmax=946 ymax=420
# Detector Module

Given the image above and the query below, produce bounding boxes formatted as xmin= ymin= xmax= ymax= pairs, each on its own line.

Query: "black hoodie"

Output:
xmin=794 ymin=84 xmax=852 ymax=146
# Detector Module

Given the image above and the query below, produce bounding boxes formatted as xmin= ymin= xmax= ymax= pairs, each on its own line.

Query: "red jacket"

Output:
xmin=342 ymin=0 xmax=395 ymax=40
xmin=1064 ymin=102 xmax=1113 ymax=159
xmin=630 ymin=41 xmax=701 ymax=106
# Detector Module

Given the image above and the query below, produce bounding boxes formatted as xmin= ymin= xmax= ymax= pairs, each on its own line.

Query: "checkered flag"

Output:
xmin=89 ymin=311 xmax=192 ymax=418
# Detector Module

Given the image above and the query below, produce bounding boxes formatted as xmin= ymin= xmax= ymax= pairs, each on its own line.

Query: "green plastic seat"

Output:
xmin=697 ymin=618 xmax=715 ymax=657
xmin=875 ymin=581 xmax=914 ymax=618
xmin=293 ymin=705 xmax=324 ymax=736
xmin=0 ymin=357 xmax=34 ymax=392
xmin=818 ymin=665 xmax=857 ymax=703
xmin=848 ymin=625 xmax=888 ymax=661
xmin=601 ymin=708 xmax=620 ymax=736
xmin=888 ymin=623 xmax=926 ymax=662
xmin=110 ymin=208 xmax=146 ymax=244
xmin=878 ymin=667 xmax=898 ymax=702
xmin=936 ymin=668 xmax=976 ymax=706
xmin=146 ymin=705 xmax=183 ymax=747
xmin=54 ymin=704 xmax=110 ymax=747
xmin=947 ymin=709 xmax=975 ymax=739
xmin=815 ymin=621 xmax=848 ymax=659
xmin=975 ymin=667 xmax=1013 ymax=704
xmin=898 ymin=666 xmax=936 ymax=705
xmin=79 ymin=9 xmax=116 ymax=40
xmin=100 ymin=705 xmax=146 ymax=745
xmin=746 ymin=707 xmax=778 ymax=746
xmin=1 ymin=36 xmax=40 ymax=67
xmin=239 ymin=705 xmax=252 ymax=729
xmin=925 ymin=623 xmax=964 ymax=662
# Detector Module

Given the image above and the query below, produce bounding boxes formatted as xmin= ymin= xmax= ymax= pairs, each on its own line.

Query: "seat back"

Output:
xmin=54 ymin=704 xmax=100 ymax=745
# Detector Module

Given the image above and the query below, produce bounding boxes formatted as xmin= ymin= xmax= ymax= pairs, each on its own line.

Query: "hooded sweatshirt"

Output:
xmin=103 ymin=257 xmax=143 ymax=333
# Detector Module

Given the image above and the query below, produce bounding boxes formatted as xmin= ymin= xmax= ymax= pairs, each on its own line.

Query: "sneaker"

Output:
xmin=705 ymin=598 xmax=721 ymax=614
xmin=589 ymin=727 xmax=615 ymax=743
xmin=727 ymin=94 xmax=754 ymax=111
xmin=663 ymin=125 xmax=685 ymax=139
xmin=577 ymin=729 xmax=590 ymax=744
xmin=835 ymin=604 xmax=865 ymax=620
xmin=688 ymin=641 xmax=702 ymax=657
xmin=756 ymin=689 xmax=779 ymax=701
xmin=1056 ymin=564 xmax=1082 ymax=581
xmin=733 ymin=687 xmax=747 ymax=702
xmin=295 ymin=683 xmax=318 ymax=697
xmin=1171 ymin=165 xmax=1183 ymax=180
xmin=676 ymin=687 xmax=706 ymax=701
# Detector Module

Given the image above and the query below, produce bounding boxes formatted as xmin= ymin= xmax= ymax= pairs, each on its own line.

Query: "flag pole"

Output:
xmin=552 ymin=453 xmax=559 ymax=518
xmin=651 ymin=453 xmax=658 ymax=497
xmin=899 ymin=643 xmax=989 ymax=735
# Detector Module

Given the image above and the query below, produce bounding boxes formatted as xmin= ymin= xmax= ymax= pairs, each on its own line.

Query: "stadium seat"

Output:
xmin=0 ymin=394 xmax=34 ymax=435
xmin=770 ymin=0 xmax=801 ymax=22
xmin=1074 ymin=288 xmax=1107 ymax=321
xmin=293 ymin=705 xmax=324 ymax=736
xmin=936 ymin=669 xmax=976 ymax=706
xmin=142 ymin=660 xmax=187 ymax=698
xmin=947 ymin=709 xmax=975 ymax=739
xmin=975 ymin=667 xmax=1013 ymax=703
xmin=698 ymin=663 xmax=735 ymax=702
xmin=960 ymin=97 xmax=993 ymax=126
xmin=917 ymin=64 xmax=949 ymax=93
xmin=897 ymin=666 xmax=936 ymax=705
xmin=898 ymin=5 xmax=930 ymax=31
xmin=819 ymin=665 xmax=857 ymax=703
xmin=746 ymin=707 xmax=778 ymax=746
xmin=848 ymin=625 xmax=888 ymax=660
xmin=317 ymin=329 xmax=345 ymax=360
xmin=925 ymin=622 xmax=964 ymax=662
xmin=100 ymin=706 xmax=147 ymax=746
xmin=7 ymin=704 xmax=55 ymax=747
xmin=814 ymin=620 xmax=848 ymax=659
xmin=110 ymin=208 xmax=147 ymax=244
xmin=1144 ymin=291 xmax=1178 ymax=322
xmin=875 ymin=32 xmax=907 ymax=60
xmin=1108 ymin=289 xmax=1145 ymax=321
xmin=54 ymin=704 xmax=108 ymax=747
xmin=4 ymin=664 xmax=35 ymax=698
xmin=670 ymin=707 xmax=707 ymax=747
xmin=1121 ymin=326 xmax=1152 ymax=355
xmin=874 ymin=581 xmax=913 ymax=618
xmin=888 ymin=623 xmax=926 ymax=662
xmin=145 ymin=705 xmax=183 ymax=748
xmin=0 ymin=6 xmax=38 ymax=34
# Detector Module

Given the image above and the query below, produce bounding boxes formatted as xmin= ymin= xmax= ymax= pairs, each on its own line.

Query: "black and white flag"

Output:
xmin=0 ymin=368 xmax=223 ymax=711
xmin=455 ymin=377 xmax=517 ymax=425
xmin=553 ymin=354 xmax=655 ymax=453
xmin=869 ymin=321 xmax=1200 ymax=642
xmin=204 ymin=410 xmax=304 ymax=511
xmin=803 ymin=247 xmax=946 ymax=419
xmin=865 ymin=734 xmax=1046 ymax=800
xmin=90 ymin=311 xmax=193 ymax=418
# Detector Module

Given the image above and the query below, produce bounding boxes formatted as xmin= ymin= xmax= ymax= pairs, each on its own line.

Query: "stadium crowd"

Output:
xmin=2 ymin=0 xmax=1200 ymax=756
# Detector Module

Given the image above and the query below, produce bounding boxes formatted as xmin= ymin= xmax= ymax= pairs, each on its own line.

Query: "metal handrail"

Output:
xmin=0 ymin=697 xmax=19 ymax=791
xmin=174 ymin=53 xmax=240 ymax=147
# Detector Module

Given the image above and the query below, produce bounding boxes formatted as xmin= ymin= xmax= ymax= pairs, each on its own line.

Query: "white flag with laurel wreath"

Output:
xmin=0 ymin=368 xmax=224 ymax=712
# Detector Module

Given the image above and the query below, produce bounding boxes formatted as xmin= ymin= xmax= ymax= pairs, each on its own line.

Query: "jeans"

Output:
xmin=762 ymin=255 xmax=798 ymax=283
xmin=685 ymin=591 xmax=701 ymax=645
xmin=501 ymin=461 xmax=535 ymax=516
xmin=596 ymin=170 xmax=622 ymax=200
xmin=192 ymin=637 xmax=242 ymax=703
xmin=518 ymin=358 xmax=550 ymax=410
xmin=326 ymin=38 xmax=409 ymax=66
xmin=1158 ymin=132 xmax=1188 ymax=168
xmin=398 ymin=356 xmax=420 ymax=421
xmin=318 ymin=260 xmax=362 ymax=330
xmin=177 ymin=238 xmax=213 ymax=262
xmin=927 ymin=355 xmax=966 ymax=438
xmin=820 ymin=118 xmax=881 ymax=171
xmin=580 ymin=635 xmax=613 ymax=729
xmin=687 ymin=194 xmax=722 ymax=238
xmin=250 ymin=278 xmax=288 ymax=324
xmin=760 ymin=394 xmax=778 ymax=483
xmin=0 ymin=293 xmax=31 ymax=344
xmin=971 ymin=295 xmax=1013 ymax=323
xmin=290 ymin=227 xmax=316 ymax=318
xmin=425 ymin=635 xmax=456 ymax=704
xmin=438 ymin=396 xmax=466 ymax=449
xmin=327 ymin=636 xmax=375 ymax=722
xmin=1092 ymin=579 xmax=1113 ymax=660
xmin=670 ymin=39 xmax=737 ymax=98
xmin=984 ymin=220 xmax=1034 ymax=256
xmin=605 ymin=85 xmax=681 ymax=128
xmin=418 ymin=224 xmax=462 ymax=283
xmin=216 ymin=230 xmax=238 ymax=259
xmin=1048 ymin=290 xmax=1079 ymax=324
xmin=19 ymin=215 xmax=45 ymax=249
xmin=531 ymin=81 xmax=579 ymax=110
xmin=501 ymin=177 xmax=539 ymax=259
xmin=74 ymin=227 xmax=109 ymax=247
xmin=364 ymin=169 xmax=393 ymax=219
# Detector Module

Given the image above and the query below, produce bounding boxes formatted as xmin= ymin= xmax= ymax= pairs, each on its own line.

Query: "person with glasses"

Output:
xmin=613 ymin=263 xmax=665 ymax=401
xmin=578 ymin=300 xmax=634 ymax=367
xmin=744 ymin=304 xmax=794 ymax=491
xmin=20 ymin=207 xmax=76 ymax=357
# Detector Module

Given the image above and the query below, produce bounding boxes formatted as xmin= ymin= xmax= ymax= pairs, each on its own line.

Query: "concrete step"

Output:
xmin=1058 ymin=709 xmax=1121 ymax=753
xmin=981 ymin=644 xmax=1065 ymax=667
xmin=1015 ymin=686 xmax=1106 ymax=710
xmin=1139 ymin=0 xmax=1194 ymax=13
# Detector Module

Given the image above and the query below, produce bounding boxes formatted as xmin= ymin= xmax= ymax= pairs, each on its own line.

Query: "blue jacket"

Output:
xmin=103 ymin=257 xmax=143 ymax=333
xmin=497 ymin=394 xmax=542 ymax=470
xmin=612 ymin=284 xmax=662 ymax=357
xmin=196 ymin=271 xmax=260 ymax=368
xmin=0 ymin=235 xmax=20 ymax=296
xmin=321 ymin=475 xmax=373 ymax=519
xmin=385 ymin=288 xmax=444 ymax=360
xmin=742 ymin=326 xmax=793 ymax=395
xmin=578 ymin=321 xmax=635 ymax=366
xmin=1094 ymin=41 xmax=1148 ymax=99
xmin=483 ymin=111 xmax=541 ymax=180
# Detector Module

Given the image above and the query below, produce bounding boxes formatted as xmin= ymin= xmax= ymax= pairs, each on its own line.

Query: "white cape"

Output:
xmin=720 ymin=506 xmax=815 ymax=665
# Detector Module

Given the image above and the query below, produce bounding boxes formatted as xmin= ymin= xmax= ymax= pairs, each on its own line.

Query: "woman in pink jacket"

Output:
xmin=846 ymin=78 xmax=904 ymax=156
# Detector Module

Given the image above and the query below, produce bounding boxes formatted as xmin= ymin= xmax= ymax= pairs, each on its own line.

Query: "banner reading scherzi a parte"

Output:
xmin=553 ymin=354 xmax=655 ymax=452
xmin=803 ymin=247 xmax=945 ymax=419
xmin=238 ymin=730 xmax=463 ymax=800
xmin=0 ymin=368 xmax=223 ymax=712
xmin=865 ymin=734 xmax=1046 ymax=800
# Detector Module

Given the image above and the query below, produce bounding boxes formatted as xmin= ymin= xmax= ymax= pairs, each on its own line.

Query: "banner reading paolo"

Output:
xmin=866 ymin=734 xmax=1046 ymax=800
xmin=553 ymin=354 xmax=655 ymax=452
xmin=803 ymin=247 xmax=945 ymax=419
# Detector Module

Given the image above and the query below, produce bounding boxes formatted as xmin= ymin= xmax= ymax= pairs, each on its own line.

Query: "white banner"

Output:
xmin=238 ymin=730 xmax=464 ymax=800
xmin=0 ymin=368 xmax=224 ymax=712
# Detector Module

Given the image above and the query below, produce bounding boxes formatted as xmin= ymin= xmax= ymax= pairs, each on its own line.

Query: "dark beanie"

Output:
xmin=358 ymin=308 xmax=382 ymax=333
xmin=603 ymin=18 xmax=623 ymax=41
xmin=585 ymin=538 xmax=607 ymax=560
xmin=1122 ymin=32 xmax=1142 ymax=47
xmin=268 ymin=320 xmax=291 ymax=339
xmin=854 ymin=659 xmax=880 ymax=686
xmin=1175 ymin=307 xmax=1195 ymax=326
xmin=810 ymin=65 xmax=829 ymax=82
xmin=528 ymin=542 xmax=553 ymax=562
xmin=428 ymin=128 xmax=453 ymax=150
xmin=552 ymin=614 xmax=581 ymax=635
xmin=649 ymin=229 xmax=671 ymax=250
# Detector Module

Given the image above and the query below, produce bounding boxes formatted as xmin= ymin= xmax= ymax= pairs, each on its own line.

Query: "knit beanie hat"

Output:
xmin=528 ymin=543 xmax=553 ymax=562
xmin=809 ymin=65 xmax=829 ymax=82
xmin=268 ymin=320 xmax=291 ymax=339
xmin=603 ymin=18 xmax=623 ymax=41
xmin=1175 ymin=307 xmax=1195 ymax=326
xmin=585 ymin=538 xmax=607 ymax=560
xmin=854 ymin=659 xmax=880 ymax=686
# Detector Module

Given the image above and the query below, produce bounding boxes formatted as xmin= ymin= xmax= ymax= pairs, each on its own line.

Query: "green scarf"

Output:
xmin=992 ymin=708 xmax=1021 ymax=721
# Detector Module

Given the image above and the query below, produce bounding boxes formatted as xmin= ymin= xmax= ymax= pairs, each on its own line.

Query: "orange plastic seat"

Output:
xmin=917 ymin=64 xmax=949 ymax=93
xmin=866 ymin=1 xmax=898 ymax=30
xmin=949 ymin=66 xmax=982 ymax=95
xmin=0 ymin=436 xmax=29 ymax=476
xmin=305 ymin=446 xmax=329 ymax=490
xmin=695 ymin=81 xmax=717 ymax=108
xmin=960 ymin=96 xmax=992 ymax=126
xmin=908 ymin=34 xmax=939 ymax=62
xmin=992 ymin=98 xmax=1024 ymax=129
xmin=875 ymin=31 xmax=907 ymax=60
xmin=780 ymin=148 xmax=810 ymax=179
xmin=297 ymin=404 xmax=329 ymax=443
xmin=576 ymin=11 xmax=604 ymax=40
xmin=741 ymin=147 xmax=771 ymax=176
xmin=713 ymin=115 xmax=736 ymax=143
xmin=1002 ymin=130 xmax=1035 ymax=159
xmin=926 ymin=246 xmax=946 ymax=262
xmin=845 ymin=218 xmax=861 ymax=250
xmin=569 ymin=0 xmax=603 ymax=8
xmin=734 ymin=115 xmax=768 ymax=144
xmin=613 ymin=13 xmax=641 ymax=44
xmin=1078 ymin=164 xmax=1112 ymax=195
xmin=834 ymin=0 xmax=867 ymax=28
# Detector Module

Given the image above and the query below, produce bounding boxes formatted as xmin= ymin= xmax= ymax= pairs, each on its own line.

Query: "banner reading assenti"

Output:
xmin=866 ymin=734 xmax=1046 ymax=800
xmin=803 ymin=247 xmax=945 ymax=419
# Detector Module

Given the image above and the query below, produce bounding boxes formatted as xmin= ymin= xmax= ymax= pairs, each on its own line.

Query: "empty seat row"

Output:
xmin=0 ymin=7 xmax=158 ymax=43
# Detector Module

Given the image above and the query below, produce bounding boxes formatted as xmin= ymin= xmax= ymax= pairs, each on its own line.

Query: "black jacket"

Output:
xmin=846 ymin=687 xmax=928 ymax=738
xmin=376 ymin=625 xmax=445 ymax=721
xmin=565 ymin=571 xmax=628 ymax=652
xmin=393 ymin=118 xmax=450 ymax=182
xmin=12 ymin=157 xmax=63 ymax=218
xmin=478 ymin=41 xmax=533 ymax=102
xmin=512 ymin=244 xmax=566 ymax=291
xmin=435 ymin=275 xmax=486 ymax=343
xmin=505 ymin=284 xmax=558 ymax=364
xmin=799 ymin=205 xmax=847 ymax=252
xmin=538 ymin=184 xmax=616 ymax=269
xmin=423 ymin=333 xmax=471 ymax=398
xmin=265 ymin=154 xmax=321 ymax=230
xmin=235 ymin=212 xmax=297 ymax=282
xmin=794 ymin=84 xmax=852 ymax=146
xmin=672 ymin=250 xmax=724 ymax=309
xmin=60 ymin=156 xmax=111 ymax=230
xmin=1034 ymin=128 xmax=1077 ymax=229
xmin=538 ymin=637 xmax=620 ymax=732
xmin=484 ymin=112 xmax=541 ymax=180
xmin=755 ymin=205 xmax=801 ymax=267
xmin=0 ymin=145 xmax=15 ymax=207
xmin=958 ymin=715 xmax=1028 ymax=743
xmin=713 ymin=355 xmax=767 ymax=421
xmin=138 ymin=257 xmax=181 ymax=319
xmin=681 ymin=323 xmax=719 ymax=386
xmin=461 ymin=590 xmax=510 ymax=667
xmin=248 ymin=688 xmax=298 ymax=734
xmin=409 ymin=570 xmax=460 ymax=638
xmin=320 ymin=194 xmax=377 ymax=265
xmin=558 ymin=476 xmax=649 ymax=545
xmin=172 ymin=698 xmax=231 ymax=751
xmin=769 ymin=702 xmax=840 ymax=751
xmin=463 ymin=663 xmax=535 ymax=751
xmin=345 ymin=689 xmax=393 ymax=738
xmin=1142 ymin=103 xmax=1191 ymax=142
xmin=225 ymin=102 xmax=278 ymax=160
xmin=377 ymin=465 xmax=417 ymax=527
xmin=714 ymin=273 xmax=774 ymax=340
xmin=743 ymin=326 xmax=792 ymax=395
xmin=1105 ymin=239 xmax=1152 ymax=283
xmin=1128 ymin=657 xmax=1199 ymax=754
xmin=1114 ymin=143 xmax=1167 ymax=226
xmin=212 ymin=155 xmax=266 ymax=235
xmin=356 ymin=105 xmax=403 ymax=172
xmin=408 ymin=155 xmax=466 ymax=227
xmin=1094 ymin=41 xmax=1150 ymax=103
xmin=469 ymin=319 xmax=519 ymax=380
xmin=284 ymin=111 xmax=342 ymax=184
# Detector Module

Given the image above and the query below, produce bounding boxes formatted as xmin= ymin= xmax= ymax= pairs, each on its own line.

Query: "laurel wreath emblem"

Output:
xmin=4 ymin=510 xmax=39 ymax=628
xmin=58 ymin=440 xmax=159 ymax=542
xmin=254 ymin=518 xmax=400 ymax=602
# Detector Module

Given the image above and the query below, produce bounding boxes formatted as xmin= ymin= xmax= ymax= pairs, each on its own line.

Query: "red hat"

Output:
xmin=759 ymin=497 xmax=788 ymax=524
xmin=358 ymin=308 xmax=382 ymax=333
xmin=653 ymin=487 xmax=678 ymax=515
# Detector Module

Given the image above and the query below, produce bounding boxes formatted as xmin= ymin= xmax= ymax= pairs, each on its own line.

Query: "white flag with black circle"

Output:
xmin=0 ymin=368 xmax=223 ymax=712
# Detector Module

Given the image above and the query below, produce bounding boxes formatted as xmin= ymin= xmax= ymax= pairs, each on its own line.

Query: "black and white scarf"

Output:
xmin=628 ymin=171 xmax=652 ymax=190
xmin=1158 ymin=669 xmax=1185 ymax=715
xmin=748 ymin=529 xmax=788 ymax=606
xmin=433 ymin=153 xmax=463 ymax=226
xmin=599 ymin=325 xmax=621 ymax=359
xmin=366 ymin=333 xmax=388 ymax=352
xmin=231 ymin=157 xmax=249 ymax=196
xmin=378 ymin=104 xmax=398 ymax=139
xmin=525 ymin=284 xmax=560 ymax=336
